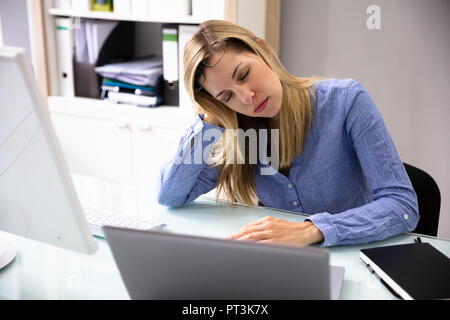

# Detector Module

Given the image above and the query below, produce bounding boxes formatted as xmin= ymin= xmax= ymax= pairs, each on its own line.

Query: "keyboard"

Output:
xmin=82 ymin=205 xmax=166 ymax=238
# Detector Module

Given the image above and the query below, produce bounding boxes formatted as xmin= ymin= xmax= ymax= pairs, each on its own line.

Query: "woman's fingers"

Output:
xmin=227 ymin=216 xmax=275 ymax=239
xmin=227 ymin=225 xmax=266 ymax=239
xmin=233 ymin=231 xmax=270 ymax=241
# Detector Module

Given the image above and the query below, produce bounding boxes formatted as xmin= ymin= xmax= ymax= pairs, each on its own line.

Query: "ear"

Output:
xmin=255 ymin=38 xmax=273 ymax=58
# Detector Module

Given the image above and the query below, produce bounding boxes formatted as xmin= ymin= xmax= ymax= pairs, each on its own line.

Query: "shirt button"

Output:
xmin=288 ymin=183 xmax=293 ymax=188
xmin=292 ymin=201 xmax=298 ymax=206
xmin=403 ymin=214 xmax=409 ymax=220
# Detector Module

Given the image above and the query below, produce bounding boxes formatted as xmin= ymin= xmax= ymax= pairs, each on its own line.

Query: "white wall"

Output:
xmin=237 ymin=0 xmax=266 ymax=40
xmin=0 ymin=11 xmax=3 ymax=46
xmin=280 ymin=0 xmax=450 ymax=239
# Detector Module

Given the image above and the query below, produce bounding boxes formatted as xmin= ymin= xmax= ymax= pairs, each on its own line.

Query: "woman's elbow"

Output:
xmin=403 ymin=191 xmax=420 ymax=232
xmin=405 ymin=205 xmax=420 ymax=232
xmin=156 ymin=189 xmax=187 ymax=208
xmin=155 ymin=178 xmax=184 ymax=207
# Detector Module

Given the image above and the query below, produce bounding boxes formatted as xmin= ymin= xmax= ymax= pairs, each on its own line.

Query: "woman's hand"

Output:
xmin=226 ymin=216 xmax=324 ymax=247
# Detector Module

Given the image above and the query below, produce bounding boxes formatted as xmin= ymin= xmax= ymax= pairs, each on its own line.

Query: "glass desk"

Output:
xmin=0 ymin=174 xmax=449 ymax=300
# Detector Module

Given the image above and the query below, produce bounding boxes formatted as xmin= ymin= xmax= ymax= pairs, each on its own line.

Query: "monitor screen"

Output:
xmin=0 ymin=46 xmax=98 ymax=256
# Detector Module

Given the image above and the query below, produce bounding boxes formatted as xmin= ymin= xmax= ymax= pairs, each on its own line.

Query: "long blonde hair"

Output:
xmin=184 ymin=20 xmax=320 ymax=206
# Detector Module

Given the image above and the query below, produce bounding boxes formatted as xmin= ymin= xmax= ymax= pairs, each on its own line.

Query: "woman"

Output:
xmin=156 ymin=20 xmax=419 ymax=247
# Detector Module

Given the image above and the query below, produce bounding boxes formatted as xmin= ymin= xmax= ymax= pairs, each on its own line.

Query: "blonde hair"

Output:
xmin=184 ymin=20 xmax=321 ymax=206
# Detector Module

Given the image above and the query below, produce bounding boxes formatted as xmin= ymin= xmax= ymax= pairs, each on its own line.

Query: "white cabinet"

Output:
xmin=51 ymin=113 xmax=133 ymax=184
xmin=49 ymin=96 xmax=190 ymax=187
xmin=52 ymin=113 xmax=185 ymax=187
xmin=132 ymin=126 xmax=184 ymax=187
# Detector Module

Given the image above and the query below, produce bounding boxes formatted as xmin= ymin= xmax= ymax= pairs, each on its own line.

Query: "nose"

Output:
xmin=235 ymin=86 xmax=255 ymax=105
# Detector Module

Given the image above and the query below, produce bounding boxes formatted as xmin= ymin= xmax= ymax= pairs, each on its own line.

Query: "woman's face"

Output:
xmin=201 ymin=46 xmax=283 ymax=118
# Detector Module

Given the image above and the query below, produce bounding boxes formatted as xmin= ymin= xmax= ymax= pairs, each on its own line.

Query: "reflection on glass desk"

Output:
xmin=0 ymin=174 xmax=449 ymax=300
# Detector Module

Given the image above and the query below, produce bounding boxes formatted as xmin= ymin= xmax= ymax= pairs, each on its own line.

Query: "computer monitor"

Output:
xmin=0 ymin=46 xmax=98 ymax=268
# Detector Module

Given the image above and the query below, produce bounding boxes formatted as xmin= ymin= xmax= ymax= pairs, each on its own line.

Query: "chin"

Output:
xmin=264 ymin=104 xmax=282 ymax=118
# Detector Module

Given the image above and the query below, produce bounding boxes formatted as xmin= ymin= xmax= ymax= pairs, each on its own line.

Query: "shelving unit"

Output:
xmin=27 ymin=0 xmax=280 ymax=188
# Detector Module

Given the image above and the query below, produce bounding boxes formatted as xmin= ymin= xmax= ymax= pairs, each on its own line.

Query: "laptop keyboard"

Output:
xmin=82 ymin=205 xmax=166 ymax=237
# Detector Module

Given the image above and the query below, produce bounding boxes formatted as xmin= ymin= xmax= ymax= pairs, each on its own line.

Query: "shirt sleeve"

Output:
xmin=156 ymin=114 xmax=223 ymax=207
xmin=307 ymin=81 xmax=419 ymax=247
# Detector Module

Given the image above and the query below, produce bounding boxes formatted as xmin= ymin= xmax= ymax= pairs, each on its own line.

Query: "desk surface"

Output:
xmin=1 ymin=175 xmax=449 ymax=300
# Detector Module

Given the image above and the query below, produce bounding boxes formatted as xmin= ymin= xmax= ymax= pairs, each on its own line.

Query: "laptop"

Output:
xmin=104 ymin=226 xmax=345 ymax=300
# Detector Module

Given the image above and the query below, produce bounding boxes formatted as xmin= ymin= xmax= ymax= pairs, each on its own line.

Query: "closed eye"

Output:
xmin=225 ymin=92 xmax=233 ymax=102
xmin=239 ymin=69 xmax=249 ymax=81
xmin=225 ymin=69 xmax=250 ymax=102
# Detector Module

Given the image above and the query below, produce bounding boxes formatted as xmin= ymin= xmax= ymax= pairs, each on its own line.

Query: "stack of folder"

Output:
xmin=95 ymin=55 xmax=163 ymax=107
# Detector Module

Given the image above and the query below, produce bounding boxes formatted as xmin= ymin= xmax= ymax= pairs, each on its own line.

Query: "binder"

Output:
xmin=162 ymin=25 xmax=179 ymax=106
xmin=360 ymin=242 xmax=450 ymax=300
xmin=162 ymin=26 xmax=178 ymax=83
xmin=55 ymin=18 xmax=75 ymax=97
xmin=178 ymin=25 xmax=199 ymax=111
xmin=162 ymin=80 xmax=179 ymax=106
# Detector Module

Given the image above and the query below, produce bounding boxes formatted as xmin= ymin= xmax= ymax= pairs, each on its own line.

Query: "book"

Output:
xmin=102 ymin=78 xmax=158 ymax=93
xmin=360 ymin=242 xmax=450 ymax=300
xmin=100 ymin=85 xmax=155 ymax=99
xmin=106 ymin=91 xmax=162 ymax=107
xmin=91 ymin=0 xmax=113 ymax=12
xmin=95 ymin=55 xmax=163 ymax=87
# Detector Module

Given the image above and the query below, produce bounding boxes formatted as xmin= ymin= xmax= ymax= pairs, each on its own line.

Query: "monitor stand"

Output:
xmin=0 ymin=236 xmax=17 ymax=269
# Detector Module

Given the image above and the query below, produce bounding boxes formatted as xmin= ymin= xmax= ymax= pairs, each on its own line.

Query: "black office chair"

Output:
xmin=403 ymin=163 xmax=441 ymax=237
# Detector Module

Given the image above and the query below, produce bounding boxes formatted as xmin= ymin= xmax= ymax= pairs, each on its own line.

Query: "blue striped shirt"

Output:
xmin=156 ymin=79 xmax=419 ymax=247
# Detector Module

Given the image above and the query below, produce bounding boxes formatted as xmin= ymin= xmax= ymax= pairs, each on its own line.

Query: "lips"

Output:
xmin=254 ymin=97 xmax=269 ymax=113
